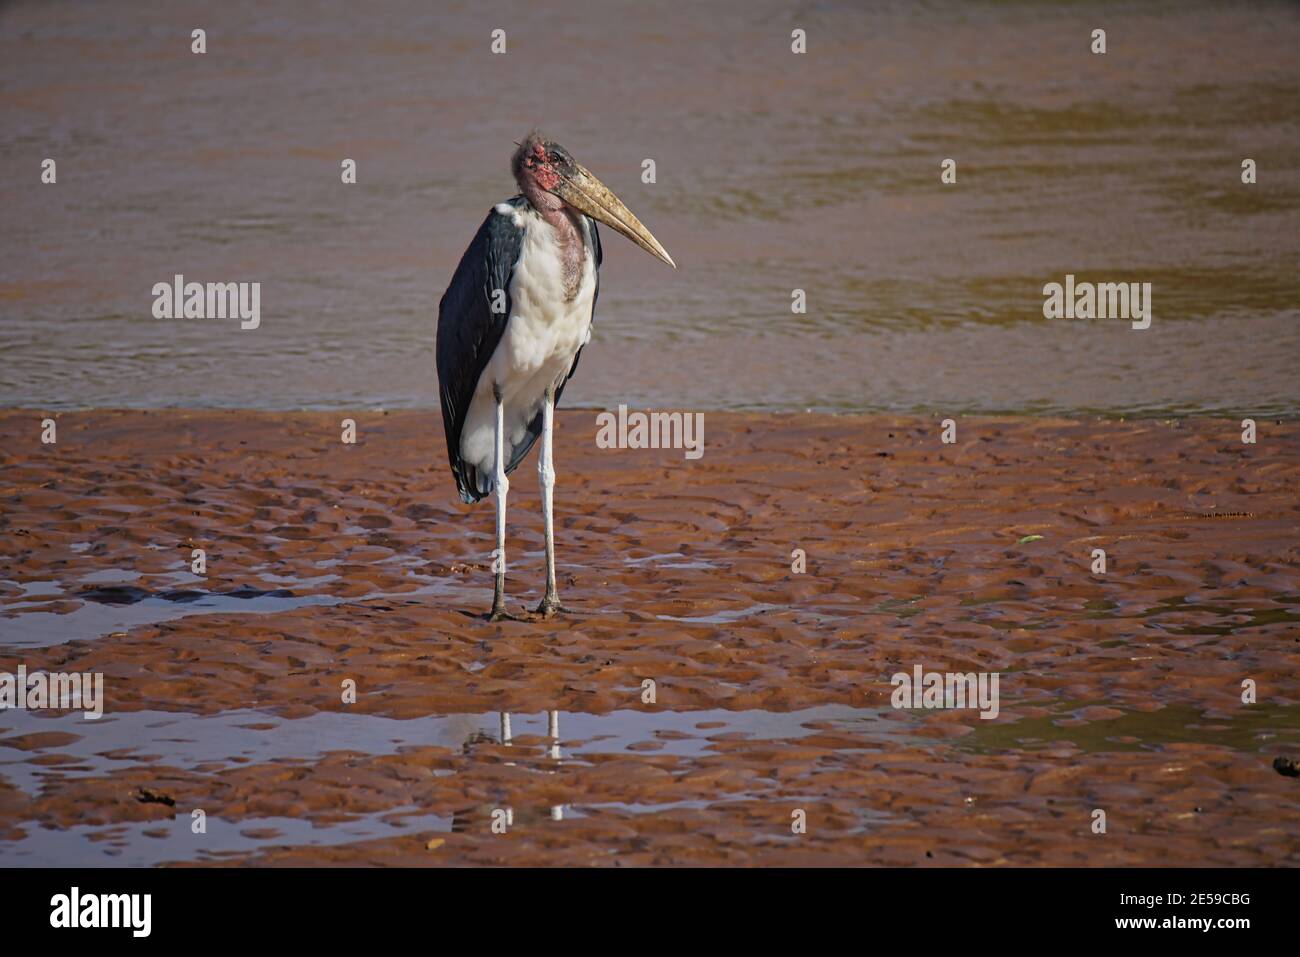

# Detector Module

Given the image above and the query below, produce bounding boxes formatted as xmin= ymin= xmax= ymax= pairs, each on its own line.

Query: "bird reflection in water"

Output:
xmin=452 ymin=710 xmax=566 ymax=832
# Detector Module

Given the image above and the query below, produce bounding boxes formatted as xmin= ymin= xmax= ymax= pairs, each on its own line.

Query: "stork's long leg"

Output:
xmin=536 ymin=389 xmax=565 ymax=618
xmin=499 ymin=711 xmax=515 ymax=826
xmin=548 ymin=710 xmax=563 ymax=820
xmin=489 ymin=392 xmax=523 ymax=622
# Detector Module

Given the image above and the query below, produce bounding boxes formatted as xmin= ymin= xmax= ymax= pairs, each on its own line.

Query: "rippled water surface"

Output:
xmin=1 ymin=0 xmax=1298 ymax=414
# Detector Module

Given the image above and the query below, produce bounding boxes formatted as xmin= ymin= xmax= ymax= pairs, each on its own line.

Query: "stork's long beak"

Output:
xmin=555 ymin=163 xmax=676 ymax=268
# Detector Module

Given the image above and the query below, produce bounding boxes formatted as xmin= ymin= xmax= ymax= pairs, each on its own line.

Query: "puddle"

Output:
xmin=78 ymin=570 xmax=144 ymax=585
xmin=0 ymin=807 xmax=454 ymax=868
xmin=256 ymin=572 xmax=340 ymax=587
xmin=16 ymin=582 xmax=63 ymax=598
xmin=658 ymin=603 xmax=782 ymax=625
xmin=0 ymin=587 xmax=343 ymax=647
xmin=624 ymin=552 xmax=718 ymax=570
xmin=0 ymin=578 xmax=479 ymax=648
xmin=3 ymin=694 xmax=1293 ymax=865
xmin=0 ymin=703 xmax=906 ymax=865
xmin=0 ymin=708 xmax=484 ymax=794
xmin=0 ymin=704 xmax=896 ymax=796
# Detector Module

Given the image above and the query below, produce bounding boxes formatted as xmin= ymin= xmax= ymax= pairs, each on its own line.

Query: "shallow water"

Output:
xmin=6 ymin=697 xmax=1289 ymax=865
xmin=0 ymin=705 xmax=892 ymax=794
xmin=0 ymin=809 xmax=457 ymax=868
xmin=1 ymin=0 xmax=1297 ymax=415
xmin=0 ymin=704 xmax=897 ymax=864
xmin=0 ymin=571 xmax=478 ymax=647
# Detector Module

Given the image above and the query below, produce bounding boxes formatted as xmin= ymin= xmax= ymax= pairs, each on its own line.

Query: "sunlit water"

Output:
xmin=1 ymin=0 xmax=1297 ymax=414
xmin=3 ymin=699 xmax=1289 ymax=865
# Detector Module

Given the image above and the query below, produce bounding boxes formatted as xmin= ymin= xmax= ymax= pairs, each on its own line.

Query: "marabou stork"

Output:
xmin=436 ymin=132 xmax=675 ymax=621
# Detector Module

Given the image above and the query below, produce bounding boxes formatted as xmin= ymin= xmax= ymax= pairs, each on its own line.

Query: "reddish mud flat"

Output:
xmin=0 ymin=409 xmax=1297 ymax=867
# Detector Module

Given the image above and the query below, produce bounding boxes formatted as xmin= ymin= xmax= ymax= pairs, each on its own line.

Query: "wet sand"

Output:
xmin=0 ymin=409 xmax=1298 ymax=866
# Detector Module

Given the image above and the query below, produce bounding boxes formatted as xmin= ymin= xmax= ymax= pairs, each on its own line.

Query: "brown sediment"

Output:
xmin=0 ymin=409 xmax=1297 ymax=866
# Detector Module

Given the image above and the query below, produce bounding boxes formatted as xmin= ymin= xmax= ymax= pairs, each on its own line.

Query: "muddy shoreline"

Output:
xmin=0 ymin=409 xmax=1297 ymax=866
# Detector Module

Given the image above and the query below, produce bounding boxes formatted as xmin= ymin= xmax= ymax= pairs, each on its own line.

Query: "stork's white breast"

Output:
xmin=459 ymin=205 xmax=596 ymax=480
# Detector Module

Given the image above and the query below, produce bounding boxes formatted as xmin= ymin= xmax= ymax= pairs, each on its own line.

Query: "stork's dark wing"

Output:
xmin=436 ymin=199 xmax=526 ymax=502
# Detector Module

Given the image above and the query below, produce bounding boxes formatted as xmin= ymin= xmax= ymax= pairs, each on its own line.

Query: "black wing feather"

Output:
xmin=436 ymin=199 xmax=526 ymax=502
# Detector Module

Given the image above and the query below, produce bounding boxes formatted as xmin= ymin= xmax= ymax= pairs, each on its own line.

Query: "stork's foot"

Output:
xmin=487 ymin=574 xmax=527 ymax=622
xmin=487 ymin=603 xmax=528 ymax=623
xmin=534 ymin=596 xmax=569 ymax=619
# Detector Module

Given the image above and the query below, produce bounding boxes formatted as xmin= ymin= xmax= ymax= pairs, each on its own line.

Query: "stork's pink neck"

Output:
xmin=521 ymin=186 xmax=585 ymax=301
